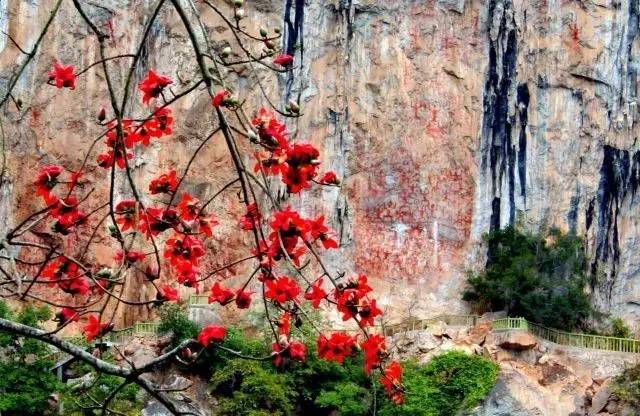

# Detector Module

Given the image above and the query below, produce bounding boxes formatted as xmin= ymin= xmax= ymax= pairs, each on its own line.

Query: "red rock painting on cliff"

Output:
xmin=349 ymin=153 xmax=473 ymax=286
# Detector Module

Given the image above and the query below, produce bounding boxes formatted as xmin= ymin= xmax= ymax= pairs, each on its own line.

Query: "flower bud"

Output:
xmin=96 ymin=268 xmax=112 ymax=278
xmin=288 ymin=100 xmax=300 ymax=114
xmin=145 ymin=266 xmax=159 ymax=281
xmin=108 ymin=225 xmax=118 ymax=238
xmin=264 ymin=40 xmax=275 ymax=50
xmin=98 ymin=107 xmax=106 ymax=122
xmin=235 ymin=8 xmax=245 ymax=19
xmin=260 ymin=27 xmax=268 ymax=38
xmin=181 ymin=347 xmax=193 ymax=359
xmin=248 ymin=130 xmax=259 ymax=143
xmin=221 ymin=46 xmax=232 ymax=58
xmin=274 ymin=27 xmax=281 ymax=34
xmin=233 ymin=0 xmax=244 ymax=6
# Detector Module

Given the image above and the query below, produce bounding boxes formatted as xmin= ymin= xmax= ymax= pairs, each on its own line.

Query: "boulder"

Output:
xmin=496 ymin=331 xmax=538 ymax=351
xmin=429 ymin=320 xmax=448 ymax=337
xmin=436 ymin=0 xmax=465 ymax=14
xmin=460 ymin=321 xmax=493 ymax=345
xmin=589 ymin=379 xmax=613 ymax=416
xmin=469 ymin=367 xmax=581 ymax=416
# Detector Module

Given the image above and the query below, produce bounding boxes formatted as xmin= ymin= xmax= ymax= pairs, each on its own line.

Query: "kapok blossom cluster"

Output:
xmin=32 ymin=59 xmax=404 ymax=404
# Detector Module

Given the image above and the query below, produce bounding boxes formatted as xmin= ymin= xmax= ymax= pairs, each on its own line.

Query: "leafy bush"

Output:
xmin=315 ymin=381 xmax=371 ymax=416
xmin=211 ymin=359 xmax=295 ymax=416
xmin=206 ymin=325 xmax=497 ymax=416
xmin=60 ymin=351 xmax=142 ymax=415
xmin=0 ymin=301 xmax=64 ymax=415
xmin=205 ymin=322 xmax=373 ymax=416
xmin=610 ymin=318 xmax=633 ymax=339
xmin=377 ymin=351 xmax=498 ymax=416
xmin=157 ymin=303 xmax=200 ymax=347
xmin=463 ymin=227 xmax=594 ymax=329
xmin=612 ymin=363 xmax=640 ymax=408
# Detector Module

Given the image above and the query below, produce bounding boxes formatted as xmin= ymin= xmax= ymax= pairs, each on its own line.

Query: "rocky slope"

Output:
xmin=390 ymin=321 xmax=640 ymax=416
xmin=2 ymin=0 xmax=640 ymax=326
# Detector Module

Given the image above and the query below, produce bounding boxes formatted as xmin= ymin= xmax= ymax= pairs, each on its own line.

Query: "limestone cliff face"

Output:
xmin=2 ymin=0 xmax=640 ymax=328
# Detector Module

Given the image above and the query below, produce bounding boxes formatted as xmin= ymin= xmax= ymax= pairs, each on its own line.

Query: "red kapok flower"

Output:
xmin=149 ymin=170 xmax=178 ymax=194
xmin=56 ymin=307 xmax=79 ymax=326
xmin=251 ymin=108 xmax=289 ymax=152
xmin=273 ymin=54 xmax=294 ymax=66
xmin=265 ymin=276 xmax=300 ymax=303
xmin=198 ymin=213 xmax=219 ymax=237
xmin=60 ymin=276 xmax=90 ymax=296
xmin=304 ymin=278 xmax=327 ymax=309
xmin=281 ymin=143 xmax=321 ymax=193
xmin=34 ymin=165 xmax=64 ymax=204
xmin=272 ymin=340 xmax=306 ymax=367
xmin=198 ymin=325 xmax=226 ymax=347
xmin=160 ymin=285 xmax=180 ymax=302
xmin=319 ymin=171 xmax=340 ymax=185
xmin=317 ymin=332 xmax=357 ymax=364
xmin=138 ymin=70 xmax=173 ymax=104
xmin=149 ymin=107 xmax=174 ymax=137
xmin=48 ymin=62 xmax=76 ymax=90
xmin=83 ymin=315 xmax=112 ymax=342
xmin=115 ymin=250 xmax=146 ymax=264
xmin=277 ymin=311 xmax=291 ymax=336
xmin=288 ymin=341 xmax=306 ymax=361
xmin=115 ymin=199 xmax=137 ymax=231
xmin=307 ymin=215 xmax=338 ymax=250
xmin=175 ymin=260 xmax=199 ymax=289
xmin=235 ymin=289 xmax=252 ymax=309
xmin=212 ymin=90 xmax=231 ymax=107
xmin=176 ymin=193 xmax=200 ymax=222
xmin=361 ymin=334 xmax=387 ymax=375
xmin=208 ymin=282 xmax=234 ymax=305
xmin=239 ymin=202 xmax=261 ymax=230
xmin=380 ymin=361 xmax=404 ymax=404
xmin=358 ymin=299 xmax=382 ymax=327
xmin=164 ymin=234 xmax=205 ymax=266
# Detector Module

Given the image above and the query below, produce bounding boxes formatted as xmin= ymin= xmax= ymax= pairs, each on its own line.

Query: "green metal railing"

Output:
xmin=385 ymin=314 xmax=640 ymax=354
xmin=54 ymin=301 xmax=640 ymax=355
xmin=188 ymin=295 xmax=209 ymax=306
xmin=383 ymin=314 xmax=480 ymax=336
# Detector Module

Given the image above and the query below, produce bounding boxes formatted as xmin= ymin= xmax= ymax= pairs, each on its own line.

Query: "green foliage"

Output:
xmin=0 ymin=300 xmax=64 ymax=416
xmin=463 ymin=227 xmax=594 ymax=329
xmin=207 ymin=326 xmax=497 ymax=416
xmin=315 ymin=381 xmax=371 ymax=416
xmin=610 ymin=318 xmax=632 ymax=339
xmin=377 ymin=351 xmax=498 ymax=416
xmin=612 ymin=363 xmax=640 ymax=408
xmin=211 ymin=359 xmax=295 ymax=416
xmin=60 ymin=351 xmax=142 ymax=415
xmin=157 ymin=303 xmax=199 ymax=347
xmin=206 ymin=322 xmax=373 ymax=416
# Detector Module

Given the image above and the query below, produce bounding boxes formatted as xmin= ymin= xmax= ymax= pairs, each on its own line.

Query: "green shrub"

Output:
xmin=612 ymin=363 xmax=640 ymax=408
xmin=315 ymin=381 xmax=371 ymax=416
xmin=377 ymin=351 xmax=498 ymax=416
xmin=211 ymin=359 xmax=295 ymax=416
xmin=463 ymin=227 xmax=594 ymax=329
xmin=610 ymin=318 xmax=633 ymax=339
xmin=157 ymin=303 xmax=199 ymax=347
xmin=60 ymin=351 xmax=142 ymax=415
xmin=0 ymin=301 xmax=64 ymax=416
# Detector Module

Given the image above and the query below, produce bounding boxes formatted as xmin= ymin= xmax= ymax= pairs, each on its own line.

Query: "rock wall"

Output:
xmin=2 ymin=0 xmax=640 ymax=327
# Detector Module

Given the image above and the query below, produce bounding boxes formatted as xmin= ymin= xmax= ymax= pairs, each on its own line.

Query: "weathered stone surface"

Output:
xmin=493 ymin=331 xmax=538 ymax=351
xmin=470 ymin=367 xmax=578 ymax=416
xmin=459 ymin=321 xmax=493 ymax=345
